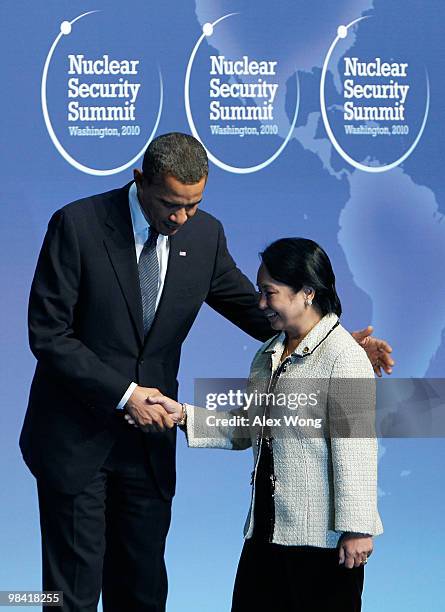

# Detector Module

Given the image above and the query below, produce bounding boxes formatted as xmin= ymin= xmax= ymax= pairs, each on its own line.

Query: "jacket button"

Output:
xmin=303 ymin=346 xmax=309 ymax=354
xmin=139 ymin=358 xmax=144 ymax=365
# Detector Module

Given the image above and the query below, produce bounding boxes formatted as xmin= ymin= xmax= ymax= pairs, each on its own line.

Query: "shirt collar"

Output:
xmin=263 ymin=313 xmax=340 ymax=358
xmin=128 ymin=182 xmax=150 ymax=236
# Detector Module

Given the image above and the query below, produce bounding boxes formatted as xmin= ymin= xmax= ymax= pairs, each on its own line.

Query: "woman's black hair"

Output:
xmin=260 ymin=238 xmax=342 ymax=317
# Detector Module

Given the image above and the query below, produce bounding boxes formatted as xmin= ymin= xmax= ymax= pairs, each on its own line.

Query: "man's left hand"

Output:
xmin=352 ymin=326 xmax=394 ymax=377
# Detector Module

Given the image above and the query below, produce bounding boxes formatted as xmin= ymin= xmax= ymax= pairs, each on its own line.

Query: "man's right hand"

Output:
xmin=125 ymin=386 xmax=175 ymax=431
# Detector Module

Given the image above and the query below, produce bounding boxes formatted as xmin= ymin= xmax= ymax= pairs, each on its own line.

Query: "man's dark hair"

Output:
xmin=260 ymin=238 xmax=342 ymax=317
xmin=142 ymin=132 xmax=208 ymax=184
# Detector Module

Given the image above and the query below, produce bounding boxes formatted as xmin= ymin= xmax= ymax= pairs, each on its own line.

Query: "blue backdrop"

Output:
xmin=1 ymin=1 xmax=444 ymax=610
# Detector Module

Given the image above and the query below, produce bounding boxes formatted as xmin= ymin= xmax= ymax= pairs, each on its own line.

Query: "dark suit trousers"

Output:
xmin=37 ymin=420 xmax=172 ymax=612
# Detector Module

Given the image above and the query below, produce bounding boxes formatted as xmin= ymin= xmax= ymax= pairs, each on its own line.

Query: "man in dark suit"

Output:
xmin=20 ymin=133 xmax=393 ymax=612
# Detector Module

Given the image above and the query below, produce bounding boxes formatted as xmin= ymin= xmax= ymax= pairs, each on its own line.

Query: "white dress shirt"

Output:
xmin=116 ymin=182 xmax=170 ymax=409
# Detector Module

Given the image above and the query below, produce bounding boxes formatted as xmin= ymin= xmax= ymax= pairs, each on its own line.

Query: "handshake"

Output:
xmin=124 ymin=385 xmax=184 ymax=432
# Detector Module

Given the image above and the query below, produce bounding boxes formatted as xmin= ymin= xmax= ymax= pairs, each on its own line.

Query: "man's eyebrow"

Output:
xmin=160 ymin=198 xmax=202 ymax=208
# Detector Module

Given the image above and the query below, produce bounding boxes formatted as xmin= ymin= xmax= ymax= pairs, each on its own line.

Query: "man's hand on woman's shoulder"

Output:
xmin=351 ymin=325 xmax=394 ymax=377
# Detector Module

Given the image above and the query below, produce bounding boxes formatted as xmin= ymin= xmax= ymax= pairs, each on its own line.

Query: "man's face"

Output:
xmin=134 ymin=170 xmax=206 ymax=236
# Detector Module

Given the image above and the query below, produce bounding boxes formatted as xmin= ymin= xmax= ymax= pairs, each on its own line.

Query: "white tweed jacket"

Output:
xmin=186 ymin=313 xmax=383 ymax=547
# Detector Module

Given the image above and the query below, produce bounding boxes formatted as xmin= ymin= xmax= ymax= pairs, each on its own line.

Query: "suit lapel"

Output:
xmin=103 ymin=185 xmax=144 ymax=346
xmin=157 ymin=231 xmax=185 ymax=310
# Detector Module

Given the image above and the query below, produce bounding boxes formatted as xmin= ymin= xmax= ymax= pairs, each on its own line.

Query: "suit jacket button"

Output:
xmin=139 ymin=358 xmax=144 ymax=365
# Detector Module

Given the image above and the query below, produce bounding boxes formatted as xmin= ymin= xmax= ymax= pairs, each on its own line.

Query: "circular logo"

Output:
xmin=320 ymin=17 xmax=429 ymax=173
xmin=184 ymin=13 xmax=300 ymax=174
xmin=41 ymin=11 xmax=163 ymax=176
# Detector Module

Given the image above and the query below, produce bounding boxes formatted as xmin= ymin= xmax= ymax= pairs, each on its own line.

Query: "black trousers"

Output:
xmin=37 ymin=422 xmax=172 ymax=612
xmin=231 ymin=539 xmax=364 ymax=612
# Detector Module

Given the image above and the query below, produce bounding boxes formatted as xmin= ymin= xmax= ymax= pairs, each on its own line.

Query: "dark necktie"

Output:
xmin=138 ymin=227 xmax=159 ymax=335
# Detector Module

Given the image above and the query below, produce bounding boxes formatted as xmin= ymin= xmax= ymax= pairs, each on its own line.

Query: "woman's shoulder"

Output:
xmin=327 ymin=323 xmax=374 ymax=378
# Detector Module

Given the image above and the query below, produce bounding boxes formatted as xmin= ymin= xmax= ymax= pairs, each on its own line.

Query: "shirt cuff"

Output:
xmin=116 ymin=382 xmax=137 ymax=410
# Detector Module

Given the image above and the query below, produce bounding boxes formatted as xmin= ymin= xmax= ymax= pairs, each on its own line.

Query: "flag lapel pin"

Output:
xmin=179 ymin=250 xmax=187 ymax=256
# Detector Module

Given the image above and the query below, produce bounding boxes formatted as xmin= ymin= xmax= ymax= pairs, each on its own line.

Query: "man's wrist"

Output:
xmin=117 ymin=382 xmax=137 ymax=410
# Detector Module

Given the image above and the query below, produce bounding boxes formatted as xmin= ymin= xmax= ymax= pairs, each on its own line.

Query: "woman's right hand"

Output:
xmin=125 ymin=386 xmax=175 ymax=431
xmin=147 ymin=393 xmax=183 ymax=422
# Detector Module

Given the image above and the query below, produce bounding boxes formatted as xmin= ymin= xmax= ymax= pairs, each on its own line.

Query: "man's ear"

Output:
xmin=133 ymin=168 xmax=143 ymax=186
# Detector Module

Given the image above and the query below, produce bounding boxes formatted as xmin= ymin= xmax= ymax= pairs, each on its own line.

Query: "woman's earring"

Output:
xmin=305 ymin=299 xmax=312 ymax=307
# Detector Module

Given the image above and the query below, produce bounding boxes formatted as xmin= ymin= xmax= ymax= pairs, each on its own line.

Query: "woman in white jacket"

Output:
xmin=138 ymin=238 xmax=383 ymax=612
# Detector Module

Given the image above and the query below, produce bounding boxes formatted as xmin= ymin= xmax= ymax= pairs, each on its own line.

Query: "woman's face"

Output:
xmin=256 ymin=264 xmax=311 ymax=333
